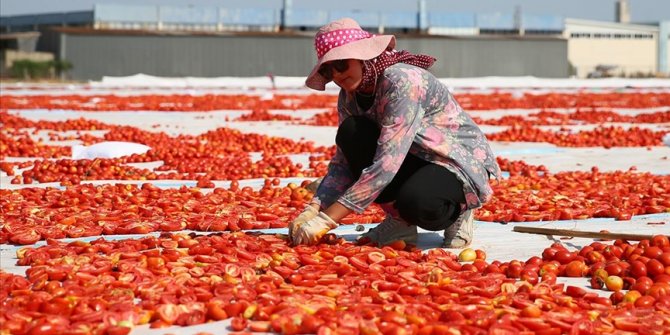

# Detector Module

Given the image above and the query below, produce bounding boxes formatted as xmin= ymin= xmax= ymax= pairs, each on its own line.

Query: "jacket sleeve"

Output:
xmin=312 ymin=97 xmax=355 ymax=209
xmin=338 ymin=69 xmax=426 ymax=213
xmin=313 ymin=146 xmax=355 ymax=209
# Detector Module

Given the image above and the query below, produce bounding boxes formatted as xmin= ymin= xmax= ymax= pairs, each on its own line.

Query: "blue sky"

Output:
xmin=1 ymin=0 xmax=669 ymax=23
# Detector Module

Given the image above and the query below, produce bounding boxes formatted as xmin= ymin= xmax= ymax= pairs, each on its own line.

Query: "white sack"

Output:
xmin=72 ymin=141 xmax=151 ymax=159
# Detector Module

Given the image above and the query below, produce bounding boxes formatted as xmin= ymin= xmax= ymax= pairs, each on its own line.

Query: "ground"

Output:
xmin=1 ymin=77 xmax=669 ymax=334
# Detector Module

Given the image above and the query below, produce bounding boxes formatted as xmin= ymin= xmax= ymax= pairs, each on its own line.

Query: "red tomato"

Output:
xmin=565 ymin=261 xmax=588 ymax=277
xmin=230 ymin=317 xmax=248 ymax=331
xmin=604 ymin=262 xmax=623 ymax=277
xmin=659 ymin=252 xmax=670 ymax=266
xmin=644 ymin=246 xmax=663 ymax=260
xmin=629 ymin=260 xmax=648 ymax=278
xmin=647 ymin=283 xmax=670 ymax=300
xmin=541 ymin=272 xmax=557 ymax=284
xmin=205 ymin=302 xmax=228 ymax=321
xmin=631 ymin=276 xmax=654 ymax=293
xmin=520 ymin=269 xmax=539 ymax=284
xmin=570 ymin=319 xmax=594 ymax=335
xmin=610 ymin=291 xmax=625 ymax=305
xmin=224 ymin=302 xmax=245 ymax=318
xmin=105 ymin=326 xmax=131 ymax=335
xmin=634 ymin=295 xmax=656 ymax=308
xmin=506 ymin=263 xmax=523 ymax=278
xmin=542 ymin=248 xmax=559 ymax=261
xmin=655 ymin=274 xmax=670 ymax=284
xmin=553 ymin=250 xmax=577 ymax=264
xmin=27 ymin=323 xmax=60 ymax=335
xmin=565 ymin=286 xmax=587 ymax=298
xmin=155 ymin=304 xmax=180 ymax=324
xmin=248 ymin=321 xmax=271 ymax=332
xmin=646 ymin=259 xmax=665 ymax=278
xmin=651 ymin=235 xmax=670 ymax=248
xmin=366 ymin=251 xmax=386 ymax=264
xmin=520 ymin=305 xmax=542 ymax=318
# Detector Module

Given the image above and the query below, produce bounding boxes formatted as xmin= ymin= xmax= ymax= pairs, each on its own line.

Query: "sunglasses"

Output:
xmin=318 ymin=59 xmax=349 ymax=81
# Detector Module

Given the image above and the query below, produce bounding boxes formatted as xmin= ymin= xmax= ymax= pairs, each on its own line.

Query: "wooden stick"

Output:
xmin=512 ymin=226 xmax=654 ymax=241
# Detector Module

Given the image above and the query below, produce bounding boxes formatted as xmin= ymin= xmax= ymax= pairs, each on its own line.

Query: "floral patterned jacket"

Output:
xmin=315 ymin=63 xmax=500 ymax=213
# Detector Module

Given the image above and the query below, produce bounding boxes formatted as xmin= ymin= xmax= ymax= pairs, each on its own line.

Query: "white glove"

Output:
xmin=288 ymin=205 xmax=319 ymax=242
xmin=292 ymin=212 xmax=338 ymax=246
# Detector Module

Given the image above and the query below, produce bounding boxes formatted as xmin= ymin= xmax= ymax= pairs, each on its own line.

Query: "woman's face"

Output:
xmin=318 ymin=59 xmax=363 ymax=93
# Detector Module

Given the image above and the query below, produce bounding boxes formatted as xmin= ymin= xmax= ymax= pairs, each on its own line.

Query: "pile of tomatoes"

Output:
xmin=537 ymin=235 xmax=670 ymax=307
xmin=488 ymin=125 xmax=667 ymax=147
xmin=480 ymin=164 xmax=670 ymax=222
xmin=473 ymin=109 xmax=670 ymax=126
xmin=2 ymin=162 xmax=668 ymax=245
xmin=3 ymin=92 xmax=670 ymax=112
xmin=2 ymin=89 xmax=670 ymax=334
xmin=12 ymin=153 xmax=329 ymax=186
xmin=297 ymin=109 xmax=670 ymax=128
xmin=0 ymin=181 xmax=386 ymax=245
xmin=459 ymin=91 xmax=670 ymax=110
xmin=0 ymin=94 xmax=338 ymax=112
xmin=235 ymin=109 xmax=302 ymax=122
xmin=2 ymin=126 xmax=669 ymax=246
xmin=2 ymin=231 xmax=670 ymax=335
xmin=3 ymin=111 xmax=336 ymax=184
xmin=3 ymin=109 xmax=669 ymax=188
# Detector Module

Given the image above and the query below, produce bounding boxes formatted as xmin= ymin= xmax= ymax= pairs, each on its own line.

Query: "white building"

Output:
xmin=564 ymin=18 xmax=668 ymax=78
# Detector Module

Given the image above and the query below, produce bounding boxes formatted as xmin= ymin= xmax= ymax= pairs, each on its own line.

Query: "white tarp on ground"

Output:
xmin=89 ymin=73 xmax=670 ymax=90
xmin=71 ymin=141 xmax=151 ymax=159
xmin=1 ymin=81 xmax=669 ymax=335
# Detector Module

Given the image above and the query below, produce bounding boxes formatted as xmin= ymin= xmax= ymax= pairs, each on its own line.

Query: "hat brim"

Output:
xmin=305 ymin=35 xmax=396 ymax=91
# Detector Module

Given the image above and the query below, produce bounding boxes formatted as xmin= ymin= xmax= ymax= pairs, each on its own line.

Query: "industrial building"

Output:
xmin=0 ymin=1 xmax=667 ymax=80
xmin=565 ymin=19 xmax=667 ymax=78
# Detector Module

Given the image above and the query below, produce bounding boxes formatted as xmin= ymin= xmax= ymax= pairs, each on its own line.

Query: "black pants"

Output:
xmin=336 ymin=116 xmax=466 ymax=231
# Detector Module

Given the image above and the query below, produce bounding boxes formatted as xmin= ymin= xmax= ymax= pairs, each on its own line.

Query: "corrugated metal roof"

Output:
xmin=566 ymin=18 xmax=659 ymax=32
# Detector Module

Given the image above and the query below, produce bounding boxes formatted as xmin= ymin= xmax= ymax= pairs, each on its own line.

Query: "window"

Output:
xmin=571 ymin=31 xmax=653 ymax=39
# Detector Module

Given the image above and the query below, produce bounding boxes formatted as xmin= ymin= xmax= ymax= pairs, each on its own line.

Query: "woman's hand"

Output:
xmin=288 ymin=204 xmax=319 ymax=242
xmin=291 ymin=212 xmax=339 ymax=245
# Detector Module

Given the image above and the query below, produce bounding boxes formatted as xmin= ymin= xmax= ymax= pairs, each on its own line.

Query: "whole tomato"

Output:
xmin=605 ymin=275 xmax=624 ymax=291
xmin=647 ymin=283 xmax=670 ymax=300
xmin=646 ymin=259 xmax=665 ymax=278
xmin=564 ymin=260 xmax=588 ymax=277
xmin=628 ymin=260 xmax=648 ymax=279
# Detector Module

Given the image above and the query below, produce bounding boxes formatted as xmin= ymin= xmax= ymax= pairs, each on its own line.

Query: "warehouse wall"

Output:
xmin=400 ymin=37 xmax=568 ymax=78
xmin=59 ymin=32 xmax=568 ymax=80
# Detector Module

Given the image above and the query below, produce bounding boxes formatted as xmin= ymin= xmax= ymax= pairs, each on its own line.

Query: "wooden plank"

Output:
xmin=512 ymin=226 xmax=655 ymax=241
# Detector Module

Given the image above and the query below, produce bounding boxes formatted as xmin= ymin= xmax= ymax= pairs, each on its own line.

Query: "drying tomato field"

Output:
xmin=1 ymin=83 xmax=670 ymax=335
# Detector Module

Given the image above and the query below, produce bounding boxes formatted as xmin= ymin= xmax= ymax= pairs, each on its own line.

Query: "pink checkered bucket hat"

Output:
xmin=305 ymin=18 xmax=396 ymax=91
